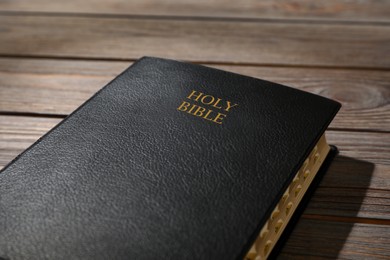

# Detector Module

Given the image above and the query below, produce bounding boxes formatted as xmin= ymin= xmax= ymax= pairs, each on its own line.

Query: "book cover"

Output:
xmin=0 ymin=57 xmax=340 ymax=260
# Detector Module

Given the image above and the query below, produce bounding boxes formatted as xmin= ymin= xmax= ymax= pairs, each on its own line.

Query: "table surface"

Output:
xmin=0 ymin=1 xmax=389 ymax=259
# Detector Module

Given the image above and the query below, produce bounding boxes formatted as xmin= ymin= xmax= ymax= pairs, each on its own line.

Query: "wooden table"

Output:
xmin=0 ymin=1 xmax=389 ymax=259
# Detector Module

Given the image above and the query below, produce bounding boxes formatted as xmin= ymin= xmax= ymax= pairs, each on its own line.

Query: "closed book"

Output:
xmin=0 ymin=57 xmax=340 ymax=260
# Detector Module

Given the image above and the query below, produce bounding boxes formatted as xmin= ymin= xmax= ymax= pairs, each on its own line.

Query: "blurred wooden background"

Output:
xmin=0 ymin=1 xmax=389 ymax=259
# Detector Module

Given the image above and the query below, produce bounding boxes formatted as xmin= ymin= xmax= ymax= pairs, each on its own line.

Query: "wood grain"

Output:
xmin=326 ymin=131 xmax=390 ymax=165
xmin=1 ymin=115 xmax=388 ymax=221
xmin=1 ymin=117 xmax=388 ymax=166
xmin=0 ymin=0 xmax=389 ymax=22
xmin=279 ymin=219 xmax=390 ymax=259
xmin=0 ymin=58 xmax=389 ymax=131
xmin=307 ymin=157 xmax=390 ymax=220
xmin=0 ymin=15 xmax=389 ymax=68
xmin=0 ymin=0 xmax=389 ymax=258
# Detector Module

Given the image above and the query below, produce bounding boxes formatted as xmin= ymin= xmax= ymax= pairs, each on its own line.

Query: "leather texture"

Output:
xmin=0 ymin=57 xmax=340 ymax=260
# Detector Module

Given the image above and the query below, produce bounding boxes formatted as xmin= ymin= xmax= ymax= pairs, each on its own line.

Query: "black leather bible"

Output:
xmin=0 ymin=57 xmax=340 ymax=260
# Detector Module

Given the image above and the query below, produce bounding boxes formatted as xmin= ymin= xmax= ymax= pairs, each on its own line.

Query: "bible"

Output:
xmin=0 ymin=57 xmax=340 ymax=260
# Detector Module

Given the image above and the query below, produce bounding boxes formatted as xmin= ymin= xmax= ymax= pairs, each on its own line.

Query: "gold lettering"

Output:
xmin=201 ymin=95 xmax=215 ymax=105
xmin=193 ymin=106 xmax=206 ymax=117
xmin=212 ymin=98 xmax=223 ymax=109
xmin=213 ymin=113 xmax=226 ymax=124
xmin=187 ymin=90 xmax=203 ymax=101
xmin=202 ymin=109 xmax=215 ymax=121
xmin=178 ymin=89 xmax=238 ymax=125
xmin=187 ymin=103 xmax=197 ymax=114
xmin=177 ymin=101 xmax=191 ymax=112
xmin=225 ymin=101 xmax=238 ymax=112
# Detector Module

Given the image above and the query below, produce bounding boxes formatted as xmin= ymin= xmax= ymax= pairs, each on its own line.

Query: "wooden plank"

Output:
xmin=279 ymin=219 xmax=390 ymax=259
xmin=0 ymin=0 xmax=389 ymax=22
xmin=1 ymin=115 xmax=387 ymax=165
xmin=0 ymin=116 xmax=56 ymax=168
xmin=0 ymin=58 xmax=389 ymax=131
xmin=307 ymin=156 xmax=390 ymax=220
xmin=0 ymin=15 xmax=389 ymax=68
xmin=326 ymin=131 xmax=390 ymax=166
xmin=1 ymin=115 xmax=389 ymax=220
xmin=0 ymin=59 xmax=118 ymax=115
